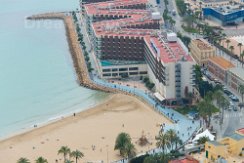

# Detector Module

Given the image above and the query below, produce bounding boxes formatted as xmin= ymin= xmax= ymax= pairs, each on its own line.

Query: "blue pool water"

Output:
xmin=0 ymin=0 xmax=108 ymax=138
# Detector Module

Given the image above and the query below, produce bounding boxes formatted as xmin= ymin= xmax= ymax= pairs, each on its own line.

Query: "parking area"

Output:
xmin=201 ymin=67 xmax=244 ymax=138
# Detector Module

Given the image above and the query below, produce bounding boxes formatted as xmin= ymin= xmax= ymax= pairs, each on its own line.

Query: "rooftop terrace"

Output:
xmin=84 ymin=0 xmax=193 ymax=63
xmin=192 ymin=39 xmax=214 ymax=51
xmin=209 ymin=56 xmax=235 ymax=70
xmin=210 ymin=4 xmax=244 ymax=15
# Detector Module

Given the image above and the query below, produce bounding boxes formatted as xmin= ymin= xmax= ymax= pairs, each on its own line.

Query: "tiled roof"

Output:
xmin=208 ymin=56 xmax=235 ymax=70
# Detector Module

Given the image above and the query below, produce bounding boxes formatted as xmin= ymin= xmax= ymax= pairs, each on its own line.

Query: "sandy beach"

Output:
xmin=0 ymin=94 xmax=170 ymax=163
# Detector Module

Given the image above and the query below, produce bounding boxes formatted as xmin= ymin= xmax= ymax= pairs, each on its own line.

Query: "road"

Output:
xmin=212 ymin=108 xmax=244 ymax=138
xmin=203 ymin=70 xmax=244 ymax=138
xmin=76 ymin=12 xmax=101 ymax=76
xmin=156 ymin=0 xmax=196 ymax=38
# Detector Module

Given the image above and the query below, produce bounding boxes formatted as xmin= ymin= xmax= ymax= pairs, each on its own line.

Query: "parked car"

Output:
xmin=223 ymin=86 xmax=227 ymax=90
xmin=233 ymin=105 xmax=238 ymax=111
xmin=228 ymin=101 xmax=234 ymax=111
xmin=224 ymin=90 xmax=232 ymax=96
xmin=230 ymin=95 xmax=239 ymax=102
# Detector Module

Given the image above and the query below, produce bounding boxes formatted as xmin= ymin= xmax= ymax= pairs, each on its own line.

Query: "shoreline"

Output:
xmin=0 ymin=94 xmax=171 ymax=162
xmin=0 ymin=94 xmax=113 ymax=142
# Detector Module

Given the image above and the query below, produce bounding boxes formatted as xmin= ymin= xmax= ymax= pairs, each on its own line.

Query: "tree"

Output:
xmin=155 ymin=131 xmax=171 ymax=162
xmin=17 ymin=158 xmax=30 ymax=163
xmin=114 ymin=132 xmax=135 ymax=158
xmin=70 ymin=150 xmax=84 ymax=163
xmin=175 ymin=0 xmax=187 ymax=16
xmin=225 ymin=39 xmax=230 ymax=49
xmin=124 ymin=142 xmax=136 ymax=159
xmin=197 ymin=136 xmax=209 ymax=145
xmin=165 ymin=129 xmax=177 ymax=151
xmin=199 ymin=2 xmax=203 ymax=19
xmin=213 ymin=90 xmax=223 ymax=106
xmin=240 ymin=50 xmax=244 ymax=67
xmin=239 ymin=84 xmax=244 ymax=103
xmin=238 ymin=43 xmax=243 ymax=57
xmin=172 ymin=135 xmax=183 ymax=150
xmin=229 ymin=45 xmax=234 ymax=54
xmin=197 ymin=98 xmax=218 ymax=128
xmin=65 ymin=160 xmax=74 ymax=163
xmin=58 ymin=146 xmax=71 ymax=162
xmin=35 ymin=157 xmax=48 ymax=163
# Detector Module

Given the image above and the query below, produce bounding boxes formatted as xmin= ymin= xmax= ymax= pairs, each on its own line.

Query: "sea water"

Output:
xmin=0 ymin=0 xmax=108 ymax=138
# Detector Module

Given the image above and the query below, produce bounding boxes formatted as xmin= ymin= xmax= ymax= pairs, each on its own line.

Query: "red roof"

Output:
xmin=144 ymin=36 xmax=193 ymax=63
xmin=237 ymin=128 xmax=244 ymax=135
xmin=84 ymin=0 xmax=193 ymax=64
xmin=169 ymin=157 xmax=199 ymax=163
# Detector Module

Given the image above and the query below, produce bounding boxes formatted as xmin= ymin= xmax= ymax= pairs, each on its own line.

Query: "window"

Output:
xmin=102 ymin=69 xmax=111 ymax=72
xmin=140 ymin=71 xmax=147 ymax=74
xmin=129 ymin=67 xmax=138 ymax=71
xmin=119 ymin=68 xmax=128 ymax=71
xmin=112 ymin=73 xmax=118 ymax=76
xmin=129 ymin=72 xmax=138 ymax=75
xmin=112 ymin=68 xmax=118 ymax=72
xmin=103 ymin=73 xmax=111 ymax=77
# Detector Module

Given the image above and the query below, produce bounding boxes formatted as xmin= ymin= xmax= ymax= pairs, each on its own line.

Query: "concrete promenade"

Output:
xmin=28 ymin=12 xmax=200 ymax=162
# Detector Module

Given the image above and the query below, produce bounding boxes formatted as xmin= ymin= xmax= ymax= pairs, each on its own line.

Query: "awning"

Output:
xmin=192 ymin=129 xmax=215 ymax=142
xmin=154 ymin=92 xmax=165 ymax=101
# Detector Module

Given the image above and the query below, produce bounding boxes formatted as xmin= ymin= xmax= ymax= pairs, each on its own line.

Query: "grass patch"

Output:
xmin=175 ymin=106 xmax=198 ymax=115
xmin=182 ymin=25 xmax=198 ymax=33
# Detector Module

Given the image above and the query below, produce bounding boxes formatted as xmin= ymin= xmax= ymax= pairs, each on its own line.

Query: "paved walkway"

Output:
xmin=30 ymin=12 xmax=201 ymax=163
xmin=75 ymin=11 xmax=200 ymax=162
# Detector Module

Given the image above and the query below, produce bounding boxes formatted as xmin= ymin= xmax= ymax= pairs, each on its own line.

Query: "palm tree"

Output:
xmin=197 ymin=136 xmax=209 ymax=145
xmin=240 ymin=50 xmax=244 ymax=67
xmin=225 ymin=39 xmax=231 ymax=49
xmin=17 ymin=158 xmax=30 ymax=163
xmin=70 ymin=150 xmax=84 ymax=163
xmin=172 ymin=135 xmax=183 ymax=150
xmin=199 ymin=2 xmax=203 ymax=19
xmin=165 ymin=129 xmax=177 ymax=151
xmin=239 ymin=84 xmax=244 ymax=103
xmin=229 ymin=45 xmax=234 ymax=54
xmin=155 ymin=131 xmax=171 ymax=162
xmin=213 ymin=91 xmax=229 ymax=125
xmin=238 ymin=43 xmax=243 ymax=57
xmin=114 ymin=132 xmax=132 ymax=157
xmin=58 ymin=146 xmax=71 ymax=162
xmin=213 ymin=90 xmax=223 ymax=105
xmin=35 ymin=157 xmax=48 ymax=163
xmin=124 ymin=142 xmax=136 ymax=159
xmin=197 ymin=98 xmax=217 ymax=128
xmin=65 ymin=160 xmax=74 ymax=163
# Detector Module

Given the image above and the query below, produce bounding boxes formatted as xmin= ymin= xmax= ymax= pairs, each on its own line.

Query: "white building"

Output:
xmin=144 ymin=33 xmax=195 ymax=99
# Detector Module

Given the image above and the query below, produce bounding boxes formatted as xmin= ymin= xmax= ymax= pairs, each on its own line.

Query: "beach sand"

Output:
xmin=0 ymin=94 xmax=170 ymax=163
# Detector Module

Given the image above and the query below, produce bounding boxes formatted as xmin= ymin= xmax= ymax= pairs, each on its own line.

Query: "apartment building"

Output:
xmin=227 ymin=67 xmax=244 ymax=95
xmin=207 ymin=56 xmax=235 ymax=83
xmin=189 ymin=39 xmax=216 ymax=67
xmin=204 ymin=130 xmax=244 ymax=163
xmin=83 ymin=0 xmax=195 ymax=99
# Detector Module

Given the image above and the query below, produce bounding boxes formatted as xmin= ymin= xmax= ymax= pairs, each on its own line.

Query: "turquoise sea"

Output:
xmin=0 ymin=0 xmax=108 ymax=138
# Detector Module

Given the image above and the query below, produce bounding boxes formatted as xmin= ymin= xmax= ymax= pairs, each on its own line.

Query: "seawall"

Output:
xmin=27 ymin=12 xmax=128 ymax=94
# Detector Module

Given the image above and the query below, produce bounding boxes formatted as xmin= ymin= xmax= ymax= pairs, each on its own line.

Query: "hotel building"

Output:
xmin=82 ymin=0 xmax=195 ymax=99
xmin=189 ymin=39 xmax=216 ymax=67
